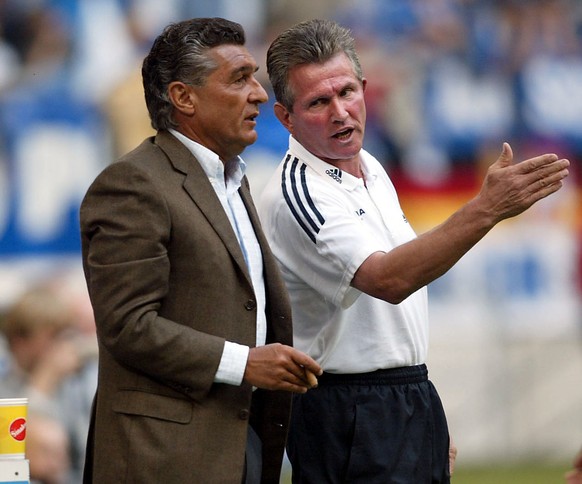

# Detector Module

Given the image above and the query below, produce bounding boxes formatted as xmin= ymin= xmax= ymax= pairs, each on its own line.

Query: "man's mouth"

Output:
xmin=333 ymin=128 xmax=354 ymax=140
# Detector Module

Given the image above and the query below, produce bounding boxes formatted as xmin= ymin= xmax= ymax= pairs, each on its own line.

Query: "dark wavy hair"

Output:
xmin=142 ymin=17 xmax=245 ymax=131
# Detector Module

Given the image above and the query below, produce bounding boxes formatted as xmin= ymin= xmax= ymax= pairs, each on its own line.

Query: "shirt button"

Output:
xmin=239 ymin=409 xmax=250 ymax=420
xmin=244 ymin=299 xmax=256 ymax=311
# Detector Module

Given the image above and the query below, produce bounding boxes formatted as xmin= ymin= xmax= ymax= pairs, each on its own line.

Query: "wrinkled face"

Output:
xmin=276 ymin=53 xmax=367 ymax=167
xmin=189 ymin=44 xmax=268 ymax=160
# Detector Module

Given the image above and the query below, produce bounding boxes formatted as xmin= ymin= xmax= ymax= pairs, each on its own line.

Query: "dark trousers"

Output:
xmin=243 ymin=424 xmax=262 ymax=484
xmin=287 ymin=364 xmax=450 ymax=484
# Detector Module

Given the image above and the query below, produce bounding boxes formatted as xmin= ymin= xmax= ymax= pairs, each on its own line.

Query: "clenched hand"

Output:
xmin=244 ymin=343 xmax=322 ymax=393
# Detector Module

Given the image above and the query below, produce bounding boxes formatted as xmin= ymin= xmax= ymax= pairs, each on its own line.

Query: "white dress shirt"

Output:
xmin=169 ymin=129 xmax=266 ymax=385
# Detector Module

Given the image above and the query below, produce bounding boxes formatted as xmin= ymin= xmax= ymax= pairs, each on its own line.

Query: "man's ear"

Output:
xmin=168 ymin=81 xmax=196 ymax=116
xmin=274 ymin=102 xmax=293 ymax=133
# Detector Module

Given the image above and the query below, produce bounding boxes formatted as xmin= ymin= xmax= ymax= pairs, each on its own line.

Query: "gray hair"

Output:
xmin=142 ymin=17 xmax=246 ymax=131
xmin=266 ymin=19 xmax=363 ymax=111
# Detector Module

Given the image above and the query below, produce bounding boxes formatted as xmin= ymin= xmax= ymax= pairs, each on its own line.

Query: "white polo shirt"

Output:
xmin=259 ymin=136 xmax=429 ymax=374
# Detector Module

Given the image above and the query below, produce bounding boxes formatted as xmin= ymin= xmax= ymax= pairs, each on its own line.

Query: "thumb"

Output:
xmin=496 ymin=142 xmax=513 ymax=167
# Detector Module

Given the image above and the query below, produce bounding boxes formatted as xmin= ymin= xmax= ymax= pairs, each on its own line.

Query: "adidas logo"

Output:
xmin=325 ymin=168 xmax=342 ymax=184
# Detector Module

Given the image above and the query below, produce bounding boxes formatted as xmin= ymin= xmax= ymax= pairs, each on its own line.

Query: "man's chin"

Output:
xmin=244 ymin=132 xmax=259 ymax=147
xmin=331 ymin=145 xmax=363 ymax=161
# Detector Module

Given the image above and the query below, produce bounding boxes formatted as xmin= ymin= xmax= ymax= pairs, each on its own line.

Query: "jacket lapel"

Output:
xmin=239 ymin=177 xmax=267 ymax=261
xmin=155 ymin=131 xmax=252 ymax=285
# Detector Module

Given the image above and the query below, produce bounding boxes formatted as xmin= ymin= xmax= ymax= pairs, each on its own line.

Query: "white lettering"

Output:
xmin=15 ymin=125 xmax=102 ymax=242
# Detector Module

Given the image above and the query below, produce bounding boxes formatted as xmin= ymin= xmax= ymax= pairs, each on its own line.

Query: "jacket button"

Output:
xmin=239 ymin=409 xmax=250 ymax=420
xmin=244 ymin=299 xmax=256 ymax=311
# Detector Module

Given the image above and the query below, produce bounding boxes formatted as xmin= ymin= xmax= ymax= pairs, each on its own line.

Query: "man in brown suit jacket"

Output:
xmin=80 ymin=18 xmax=321 ymax=484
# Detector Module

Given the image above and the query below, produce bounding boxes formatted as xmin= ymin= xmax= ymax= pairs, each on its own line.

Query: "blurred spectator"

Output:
xmin=0 ymin=1 xmax=71 ymax=87
xmin=0 ymin=282 xmax=97 ymax=482
xmin=566 ymin=446 xmax=582 ymax=483
xmin=0 ymin=19 xmax=18 ymax=92
xmin=490 ymin=0 xmax=581 ymax=72
xmin=101 ymin=0 xmax=159 ymax=159
xmin=496 ymin=0 xmax=582 ymax=159
xmin=27 ymin=410 xmax=73 ymax=484
xmin=0 ymin=284 xmax=78 ymax=400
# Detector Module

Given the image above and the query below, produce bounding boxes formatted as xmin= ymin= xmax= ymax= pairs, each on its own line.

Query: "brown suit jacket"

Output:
xmin=80 ymin=131 xmax=293 ymax=483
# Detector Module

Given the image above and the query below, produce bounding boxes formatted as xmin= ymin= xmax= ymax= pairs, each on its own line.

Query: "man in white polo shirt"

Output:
xmin=260 ymin=19 xmax=569 ymax=483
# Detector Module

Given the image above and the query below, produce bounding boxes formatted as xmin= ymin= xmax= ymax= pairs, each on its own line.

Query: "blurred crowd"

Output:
xmin=334 ymin=0 xmax=582 ymax=184
xmin=1 ymin=0 xmax=582 ymax=187
xmin=1 ymin=0 xmax=582 ymax=482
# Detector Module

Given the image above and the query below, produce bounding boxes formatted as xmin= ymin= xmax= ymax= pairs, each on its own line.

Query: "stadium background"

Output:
xmin=0 ymin=1 xmax=581 ymax=482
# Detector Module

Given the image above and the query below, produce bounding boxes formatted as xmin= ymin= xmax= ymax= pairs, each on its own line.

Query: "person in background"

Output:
xmin=566 ymin=447 xmax=582 ymax=484
xmin=80 ymin=17 xmax=321 ymax=484
xmin=0 ymin=282 xmax=95 ymax=482
xmin=0 ymin=285 xmax=80 ymax=402
xmin=260 ymin=19 xmax=569 ymax=483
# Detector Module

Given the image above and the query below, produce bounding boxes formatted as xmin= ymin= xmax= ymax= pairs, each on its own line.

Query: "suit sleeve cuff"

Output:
xmin=214 ymin=341 xmax=249 ymax=386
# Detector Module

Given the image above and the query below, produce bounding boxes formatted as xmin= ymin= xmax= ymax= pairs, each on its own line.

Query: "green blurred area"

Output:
xmin=452 ymin=464 xmax=569 ymax=484
xmin=281 ymin=463 xmax=571 ymax=483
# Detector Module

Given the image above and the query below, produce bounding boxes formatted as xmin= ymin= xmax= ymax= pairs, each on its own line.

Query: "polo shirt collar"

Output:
xmin=288 ymin=135 xmax=376 ymax=191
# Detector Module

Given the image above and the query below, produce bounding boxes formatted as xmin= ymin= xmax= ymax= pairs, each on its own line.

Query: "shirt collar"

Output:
xmin=169 ymin=129 xmax=246 ymax=192
xmin=288 ymin=135 xmax=376 ymax=191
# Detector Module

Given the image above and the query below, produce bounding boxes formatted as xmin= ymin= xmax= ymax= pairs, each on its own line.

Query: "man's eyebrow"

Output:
xmin=305 ymin=80 xmax=356 ymax=105
xmin=230 ymin=64 xmax=259 ymax=78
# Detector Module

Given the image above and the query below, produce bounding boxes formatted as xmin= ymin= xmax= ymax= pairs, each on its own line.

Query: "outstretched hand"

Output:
xmin=477 ymin=142 xmax=569 ymax=223
xmin=244 ymin=343 xmax=322 ymax=393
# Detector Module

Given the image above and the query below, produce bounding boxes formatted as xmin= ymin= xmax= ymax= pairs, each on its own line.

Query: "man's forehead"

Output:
xmin=291 ymin=63 xmax=358 ymax=95
xmin=209 ymin=44 xmax=257 ymax=70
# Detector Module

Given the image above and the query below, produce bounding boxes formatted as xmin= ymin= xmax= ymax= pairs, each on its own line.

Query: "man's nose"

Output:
xmin=330 ymin=98 xmax=349 ymax=121
xmin=250 ymin=77 xmax=268 ymax=104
